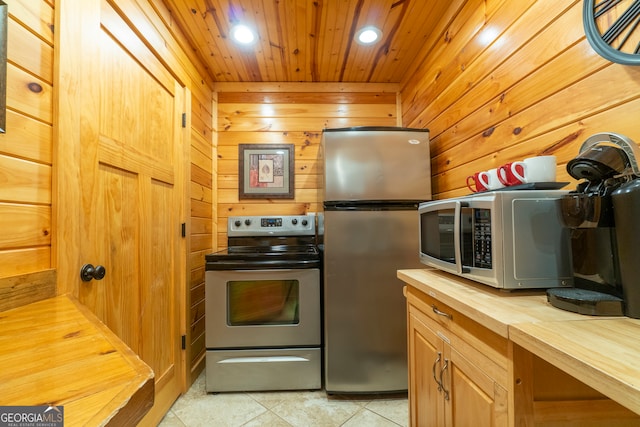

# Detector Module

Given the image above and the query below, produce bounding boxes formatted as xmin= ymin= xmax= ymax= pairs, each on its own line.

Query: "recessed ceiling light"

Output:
xmin=230 ymin=24 xmax=256 ymax=45
xmin=355 ymin=26 xmax=382 ymax=45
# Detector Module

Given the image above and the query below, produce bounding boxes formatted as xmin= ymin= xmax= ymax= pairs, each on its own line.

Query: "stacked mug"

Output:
xmin=466 ymin=155 xmax=557 ymax=193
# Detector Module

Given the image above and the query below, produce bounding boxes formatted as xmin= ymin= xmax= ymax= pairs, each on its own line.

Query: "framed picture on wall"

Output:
xmin=239 ymin=144 xmax=294 ymax=199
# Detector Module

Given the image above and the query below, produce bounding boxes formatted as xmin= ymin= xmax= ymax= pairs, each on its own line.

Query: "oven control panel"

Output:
xmin=228 ymin=214 xmax=316 ymax=236
xmin=260 ymin=217 xmax=283 ymax=227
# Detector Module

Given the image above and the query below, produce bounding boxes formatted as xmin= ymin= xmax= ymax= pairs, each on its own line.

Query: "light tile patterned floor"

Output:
xmin=159 ymin=372 xmax=408 ymax=427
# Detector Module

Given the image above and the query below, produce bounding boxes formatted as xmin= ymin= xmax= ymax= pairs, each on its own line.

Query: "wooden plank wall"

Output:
xmin=214 ymin=82 xmax=400 ymax=250
xmin=186 ymin=78 xmax=214 ymax=384
xmin=0 ymin=0 xmax=56 ymax=306
xmin=401 ymin=0 xmax=640 ymax=200
xmin=142 ymin=0 xmax=216 ymax=386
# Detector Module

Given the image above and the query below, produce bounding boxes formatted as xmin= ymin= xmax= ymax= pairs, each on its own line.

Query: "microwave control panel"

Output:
xmin=473 ymin=209 xmax=492 ymax=268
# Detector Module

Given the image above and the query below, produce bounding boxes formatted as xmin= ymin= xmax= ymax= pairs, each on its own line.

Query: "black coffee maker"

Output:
xmin=548 ymin=132 xmax=640 ymax=318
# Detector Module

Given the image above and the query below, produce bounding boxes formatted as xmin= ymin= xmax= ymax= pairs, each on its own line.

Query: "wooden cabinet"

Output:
xmin=407 ymin=285 xmax=508 ymax=427
xmin=401 ymin=269 xmax=640 ymax=427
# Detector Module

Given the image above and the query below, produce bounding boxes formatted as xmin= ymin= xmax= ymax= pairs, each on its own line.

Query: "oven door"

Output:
xmin=205 ymin=268 xmax=321 ymax=348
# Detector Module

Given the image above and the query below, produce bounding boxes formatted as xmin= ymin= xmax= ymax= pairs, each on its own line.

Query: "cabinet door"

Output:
xmin=445 ymin=345 xmax=509 ymax=427
xmin=409 ymin=307 xmax=444 ymax=427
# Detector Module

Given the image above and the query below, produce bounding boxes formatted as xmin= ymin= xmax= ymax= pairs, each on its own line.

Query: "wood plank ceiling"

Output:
xmin=160 ymin=0 xmax=451 ymax=83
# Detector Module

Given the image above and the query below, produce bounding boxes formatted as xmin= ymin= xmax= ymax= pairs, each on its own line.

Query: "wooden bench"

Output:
xmin=0 ymin=294 xmax=154 ymax=426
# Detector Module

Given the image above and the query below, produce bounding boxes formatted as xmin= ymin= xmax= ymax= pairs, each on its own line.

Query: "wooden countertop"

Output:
xmin=398 ymin=268 xmax=592 ymax=337
xmin=0 ymin=295 xmax=154 ymax=426
xmin=510 ymin=319 xmax=640 ymax=416
xmin=398 ymin=268 xmax=640 ymax=416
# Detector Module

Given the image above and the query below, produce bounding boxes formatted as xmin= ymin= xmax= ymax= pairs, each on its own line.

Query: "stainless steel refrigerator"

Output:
xmin=321 ymin=126 xmax=431 ymax=394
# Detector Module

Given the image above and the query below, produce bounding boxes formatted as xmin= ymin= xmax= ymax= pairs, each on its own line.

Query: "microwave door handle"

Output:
xmin=457 ymin=202 xmax=472 ymax=273
xmin=454 ymin=201 xmax=463 ymax=274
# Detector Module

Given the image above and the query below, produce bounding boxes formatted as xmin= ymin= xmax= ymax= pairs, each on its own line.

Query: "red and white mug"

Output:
xmin=510 ymin=156 xmax=557 ymax=183
xmin=498 ymin=156 xmax=557 ymax=186
xmin=497 ymin=162 xmax=525 ymax=186
xmin=479 ymin=168 xmax=505 ymax=191
xmin=466 ymin=172 xmax=487 ymax=193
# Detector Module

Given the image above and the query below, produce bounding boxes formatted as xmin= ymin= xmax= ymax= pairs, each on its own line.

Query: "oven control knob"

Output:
xmin=292 ymin=218 xmax=298 ymax=225
xmin=244 ymin=219 xmax=252 ymax=226
xmin=234 ymin=220 xmax=241 ymax=227
xmin=302 ymin=219 xmax=308 ymax=226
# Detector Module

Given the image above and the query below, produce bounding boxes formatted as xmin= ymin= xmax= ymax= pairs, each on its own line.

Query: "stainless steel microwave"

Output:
xmin=418 ymin=190 xmax=574 ymax=289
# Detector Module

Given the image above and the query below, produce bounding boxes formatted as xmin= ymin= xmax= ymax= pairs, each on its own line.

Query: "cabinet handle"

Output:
xmin=432 ymin=352 xmax=443 ymax=392
xmin=431 ymin=304 xmax=453 ymax=320
xmin=440 ymin=358 xmax=450 ymax=401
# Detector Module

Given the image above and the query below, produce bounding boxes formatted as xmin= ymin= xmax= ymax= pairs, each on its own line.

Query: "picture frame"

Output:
xmin=239 ymin=144 xmax=294 ymax=199
xmin=0 ymin=1 xmax=7 ymax=134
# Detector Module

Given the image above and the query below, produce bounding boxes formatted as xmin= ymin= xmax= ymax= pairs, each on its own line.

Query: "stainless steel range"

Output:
xmin=205 ymin=214 xmax=321 ymax=392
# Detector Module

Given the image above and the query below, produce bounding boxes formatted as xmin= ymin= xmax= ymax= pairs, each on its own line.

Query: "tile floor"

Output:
xmin=158 ymin=372 xmax=409 ymax=427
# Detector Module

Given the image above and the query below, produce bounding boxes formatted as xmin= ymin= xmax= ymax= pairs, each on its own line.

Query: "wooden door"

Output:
xmin=408 ymin=307 xmax=444 ymax=427
xmin=445 ymin=346 xmax=509 ymax=427
xmin=56 ymin=0 xmax=185 ymax=424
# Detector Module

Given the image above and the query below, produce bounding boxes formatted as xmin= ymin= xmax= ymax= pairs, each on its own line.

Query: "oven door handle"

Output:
xmin=218 ymin=356 xmax=312 ymax=364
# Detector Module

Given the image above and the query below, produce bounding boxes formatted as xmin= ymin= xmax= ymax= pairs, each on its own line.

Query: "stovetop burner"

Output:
xmin=205 ymin=214 xmax=321 ymax=270
xmin=205 ymin=245 xmax=321 ymax=270
xmin=208 ymin=244 xmax=319 ymax=258
xmin=227 ymin=244 xmax=319 ymax=255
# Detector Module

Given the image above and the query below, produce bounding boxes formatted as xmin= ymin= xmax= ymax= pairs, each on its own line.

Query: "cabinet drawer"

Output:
xmin=406 ymin=285 xmax=510 ymax=386
xmin=405 ymin=284 xmax=457 ymax=327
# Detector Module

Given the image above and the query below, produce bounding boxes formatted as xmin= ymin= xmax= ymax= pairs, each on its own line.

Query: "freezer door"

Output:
xmin=322 ymin=128 xmax=431 ymax=201
xmin=323 ymin=208 xmax=423 ymax=393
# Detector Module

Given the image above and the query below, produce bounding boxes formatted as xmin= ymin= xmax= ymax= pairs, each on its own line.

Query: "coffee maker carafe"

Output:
xmin=548 ymin=133 xmax=640 ymax=318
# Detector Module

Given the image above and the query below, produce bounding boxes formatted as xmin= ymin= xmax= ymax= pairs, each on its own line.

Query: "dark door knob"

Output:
xmin=80 ymin=264 xmax=106 ymax=282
